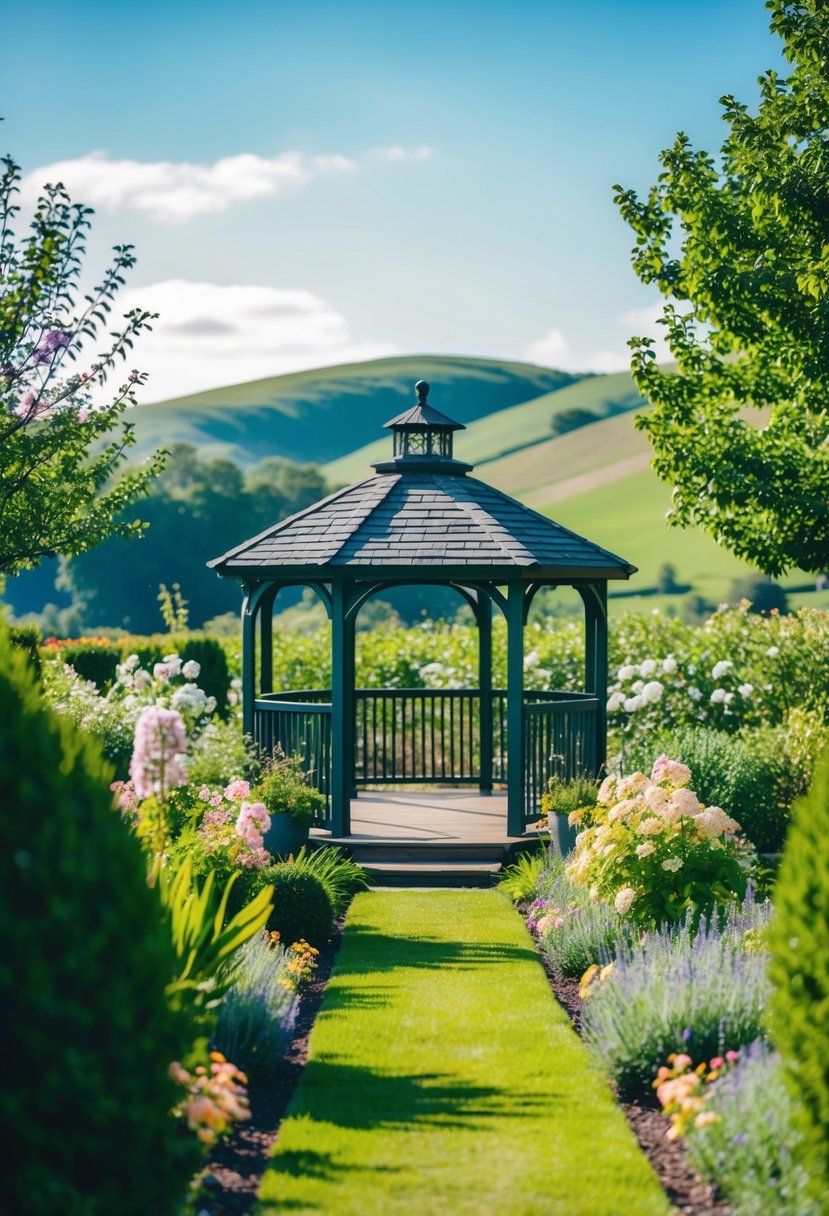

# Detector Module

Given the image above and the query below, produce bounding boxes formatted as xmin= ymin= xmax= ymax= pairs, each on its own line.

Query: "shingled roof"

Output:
xmin=208 ymin=470 xmax=637 ymax=581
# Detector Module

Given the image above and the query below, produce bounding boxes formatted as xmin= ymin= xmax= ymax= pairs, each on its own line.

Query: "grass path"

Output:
xmin=257 ymin=891 xmax=669 ymax=1215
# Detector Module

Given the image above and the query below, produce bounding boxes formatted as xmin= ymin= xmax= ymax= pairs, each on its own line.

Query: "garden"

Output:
xmin=3 ymin=0 xmax=829 ymax=1211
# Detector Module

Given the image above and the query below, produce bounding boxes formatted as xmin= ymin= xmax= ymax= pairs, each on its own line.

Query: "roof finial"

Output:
xmin=415 ymin=379 xmax=430 ymax=402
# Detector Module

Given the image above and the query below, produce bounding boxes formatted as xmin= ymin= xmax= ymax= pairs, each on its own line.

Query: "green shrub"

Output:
xmin=56 ymin=640 xmax=120 ymax=689
xmin=8 ymin=622 xmax=41 ymax=677
xmin=186 ymin=717 xmax=261 ymax=789
xmin=0 ymin=638 xmax=198 ymax=1216
xmin=498 ymin=849 xmax=548 ymax=903
xmin=257 ymin=751 xmax=327 ymax=828
xmin=625 ymin=720 xmax=827 ymax=853
xmin=769 ymin=748 xmax=829 ymax=1210
xmin=250 ymin=863 xmax=334 ymax=948
xmin=288 ymin=845 xmax=369 ymax=917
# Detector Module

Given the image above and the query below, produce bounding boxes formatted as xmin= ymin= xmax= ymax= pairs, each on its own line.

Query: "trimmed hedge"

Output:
xmin=0 ymin=639 xmax=198 ymax=1215
xmin=769 ymin=749 xmax=829 ymax=1209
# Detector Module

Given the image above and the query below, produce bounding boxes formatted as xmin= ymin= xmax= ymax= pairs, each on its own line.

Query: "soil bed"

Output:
xmin=534 ymin=932 xmax=731 ymax=1216
xmin=195 ymin=916 xmax=346 ymax=1216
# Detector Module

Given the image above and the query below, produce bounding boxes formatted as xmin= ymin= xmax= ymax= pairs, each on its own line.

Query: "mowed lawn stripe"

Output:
xmin=257 ymin=890 xmax=669 ymax=1216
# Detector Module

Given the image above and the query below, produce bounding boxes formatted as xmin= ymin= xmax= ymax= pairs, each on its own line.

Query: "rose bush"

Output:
xmin=565 ymin=756 xmax=747 ymax=928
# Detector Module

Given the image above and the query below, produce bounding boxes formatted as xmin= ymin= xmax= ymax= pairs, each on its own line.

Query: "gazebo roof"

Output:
xmin=209 ymin=464 xmax=637 ymax=582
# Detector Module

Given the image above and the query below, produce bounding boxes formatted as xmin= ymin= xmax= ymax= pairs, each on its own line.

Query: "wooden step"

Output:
xmin=363 ymin=860 xmax=503 ymax=889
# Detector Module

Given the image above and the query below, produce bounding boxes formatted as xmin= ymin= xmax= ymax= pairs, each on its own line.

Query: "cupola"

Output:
xmin=373 ymin=380 xmax=472 ymax=474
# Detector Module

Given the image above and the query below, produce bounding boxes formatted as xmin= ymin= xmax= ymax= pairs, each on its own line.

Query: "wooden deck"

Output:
xmin=311 ymin=788 xmax=541 ymax=846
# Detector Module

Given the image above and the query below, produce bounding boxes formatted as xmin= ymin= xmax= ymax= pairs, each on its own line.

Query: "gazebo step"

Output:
xmin=362 ymin=860 xmax=503 ymax=888
xmin=325 ymin=840 xmax=507 ymax=863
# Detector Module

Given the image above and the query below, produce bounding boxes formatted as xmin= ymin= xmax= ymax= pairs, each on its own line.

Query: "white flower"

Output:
xmin=661 ymin=857 xmax=683 ymax=873
xmin=162 ymin=653 xmax=183 ymax=676
xmin=607 ymin=691 xmax=626 ymax=712
xmin=766 ymin=645 xmax=779 ymax=658
xmin=668 ymin=788 xmax=701 ymax=818
xmin=624 ymin=695 xmax=643 ymax=713
xmin=182 ymin=659 xmax=201 ymax=680
xmin=133 ymin=669 xmax=151 ymax=690
xmin=639 ymin=659 xmax=658 ymax=678
xmin=710 ymin=688 xmax=727 ymax=704
xmin=662 ymin=656 xmax=678 ymax=674
xmin=617 ymin=664 xmax=638 ymax=681
xmin=644 ymin=785 xmax=669 ymax=815
xmin=632 ymin=679 xmax=644 ymax=693
xmin=524 ymin=650 xmax=540 ymax=669
xmin=738 ymin=683 xmax=754 ymax=698
xmin=642 ymin=680 xmax=664 ymax=704
xmin=231 ymin=677 xmax=243 ymax=691
xmin=636 ymin=841 xmax=656 ymax=858
xmin=637 ymin=817 xmax=664 ymax=836
xmin=615 ymin=887 xmax=637 ymax=916
xmin=687 ymin=686 xmax=702 ymax=701
xmin=711 ymin=660 xmax=733 ymax=680
xmin=123 ymin=653 xmax=140 ymax=671
xmin=694 ymin=805 xmax=740 ymax=838
xmin=617 ymin=772 xmax=651 ymax=798
xmin=687 ymin=664 xmax=697 ymax=675
xmin=597 ymin=775 xmax=618 ymax=805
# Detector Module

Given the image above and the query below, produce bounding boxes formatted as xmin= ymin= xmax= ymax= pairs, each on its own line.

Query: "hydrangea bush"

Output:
xmin=565 ymin=757 xmax=747 ymax=928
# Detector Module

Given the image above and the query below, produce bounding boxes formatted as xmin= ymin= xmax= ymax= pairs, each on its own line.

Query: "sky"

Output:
xmin=5 ymin=0 xmax=782 ymax=402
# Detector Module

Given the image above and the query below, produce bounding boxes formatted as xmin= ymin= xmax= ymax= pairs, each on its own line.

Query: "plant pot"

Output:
xmin=552 ymin=814 xmax=577 ymax=858
xmin=264 ymin=812 xmax=310 ymax=858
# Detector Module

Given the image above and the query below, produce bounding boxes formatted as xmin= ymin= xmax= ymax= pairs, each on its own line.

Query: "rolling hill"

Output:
xmin=129 ymin=355 xmax=581 ymax=466
xmin=324 ymin=367 xmax=644 ymax=483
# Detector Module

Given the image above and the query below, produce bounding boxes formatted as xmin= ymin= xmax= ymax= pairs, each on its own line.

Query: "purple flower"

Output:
xmin=683 ymin=1027 xmax=693 ymax=1042
xmin=33 ymin=329 xmax=70 ymax=365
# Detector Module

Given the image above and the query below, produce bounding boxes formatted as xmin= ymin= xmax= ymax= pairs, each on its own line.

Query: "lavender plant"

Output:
xmin=530 ymin=863 xmax=631 ymax=977
xmin=582 ymin=895 xmax=773 ymax=1096
xmin=686 ymin=1042 xmax=818 ymax=1216
xmin=213 ymin=933 xmax=299 ymax=1078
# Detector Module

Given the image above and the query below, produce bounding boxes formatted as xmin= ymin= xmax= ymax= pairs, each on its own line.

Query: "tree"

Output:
xmin=0 ymin=153 xmax=163 ymax=577
xmin=550 ymin=407 xmax=600 ymax=437
xmin=614 ymin=0 xmax=829 ymax=576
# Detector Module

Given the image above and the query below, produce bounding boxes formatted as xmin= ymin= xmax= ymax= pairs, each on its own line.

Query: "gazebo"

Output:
xmin=208 ymin=381 xmax=636 ymax=839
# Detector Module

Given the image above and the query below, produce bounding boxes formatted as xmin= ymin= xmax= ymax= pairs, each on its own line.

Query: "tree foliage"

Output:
xmin=0 ymin=153 xmax=163 ymax=577
xmin=615 ymin=0 xmax=829 ymax=575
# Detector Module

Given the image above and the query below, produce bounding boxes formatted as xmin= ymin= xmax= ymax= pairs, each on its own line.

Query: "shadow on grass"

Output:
xmin=337 ymin=924 xmax=539 ymax=975
xmin=287 ymin=1056 xmax=548 ymax=1133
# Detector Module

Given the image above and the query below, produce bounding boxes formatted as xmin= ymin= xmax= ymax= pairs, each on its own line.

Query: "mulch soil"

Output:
xmin=194 ymin=916 xmax=346 ymax=1216
xmin=192 ymin=904 xmax=731 ymax=1216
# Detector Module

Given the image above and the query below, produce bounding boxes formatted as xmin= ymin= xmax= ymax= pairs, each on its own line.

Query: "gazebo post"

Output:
xmin=476 ymin=591 xmax=493 ymax=794
xmin=240 ymin=581 xmax=258 ymax=739
xmin=330 ymin=580 xmax=354 ymax=836
xmin=581 ymin=582 xmax=609 ymax=775
xmin=506 ymin=581 xmax=525 ymax=836
xmin=259 ymin=585 xmax=277 ymax=695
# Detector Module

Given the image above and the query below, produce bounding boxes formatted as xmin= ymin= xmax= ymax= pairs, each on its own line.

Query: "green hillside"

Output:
xmin=324 ymin=367 xmax=643 ymax=483
xmin=479 ymin=412 xmax=827 ymax=613
xmin=130 ymin=355 xmax=579 ymax=466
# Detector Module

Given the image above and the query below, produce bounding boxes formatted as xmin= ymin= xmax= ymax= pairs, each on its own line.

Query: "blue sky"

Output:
xmin=5 ymin=0 xmax=781 ymax=400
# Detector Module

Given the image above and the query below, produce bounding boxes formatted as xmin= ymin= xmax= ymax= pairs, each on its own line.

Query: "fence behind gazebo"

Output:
xmin=252 ymin=685 xmax=599 ymax=829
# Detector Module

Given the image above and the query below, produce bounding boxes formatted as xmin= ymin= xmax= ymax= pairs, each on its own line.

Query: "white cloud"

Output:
xmin=524 ymin=301 xmax=672 ymax=374
xmin=112 ymin=279 xmax=395 ymax=400
xmin=370 ymin=144 xmax=435 ymax=161
xmin=21 ymin=145 xmax=435 ymax=222
xmin=524 ymin=327 xmax=570 ymax=366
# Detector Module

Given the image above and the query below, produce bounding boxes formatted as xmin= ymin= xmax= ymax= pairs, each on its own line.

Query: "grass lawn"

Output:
xmin=257 ymin=890 xmax=669 ymax=1216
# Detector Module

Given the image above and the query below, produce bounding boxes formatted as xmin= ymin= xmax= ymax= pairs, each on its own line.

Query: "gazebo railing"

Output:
xmin=253 ymin=687 xmax=599 ymax=826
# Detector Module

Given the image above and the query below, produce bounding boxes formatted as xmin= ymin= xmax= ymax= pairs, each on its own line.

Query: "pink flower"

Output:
xmin=236 ymin=800 xmax=271 ymax=850
xmin=237 ymin=845 xmax=271 ymax=869
xmin=129 ymin=706 xmax=188 ymax=800
xmin=224 ymin=779 xmax=251 ymax=802
xmin=198 ymin=785 xmax=212 ymax=801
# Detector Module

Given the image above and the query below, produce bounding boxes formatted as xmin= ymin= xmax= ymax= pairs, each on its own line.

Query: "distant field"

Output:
xmin=129 ymin=354 xmax=578 ymax=466
xmin=324 ymin=367 xmax=644 ymax=484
